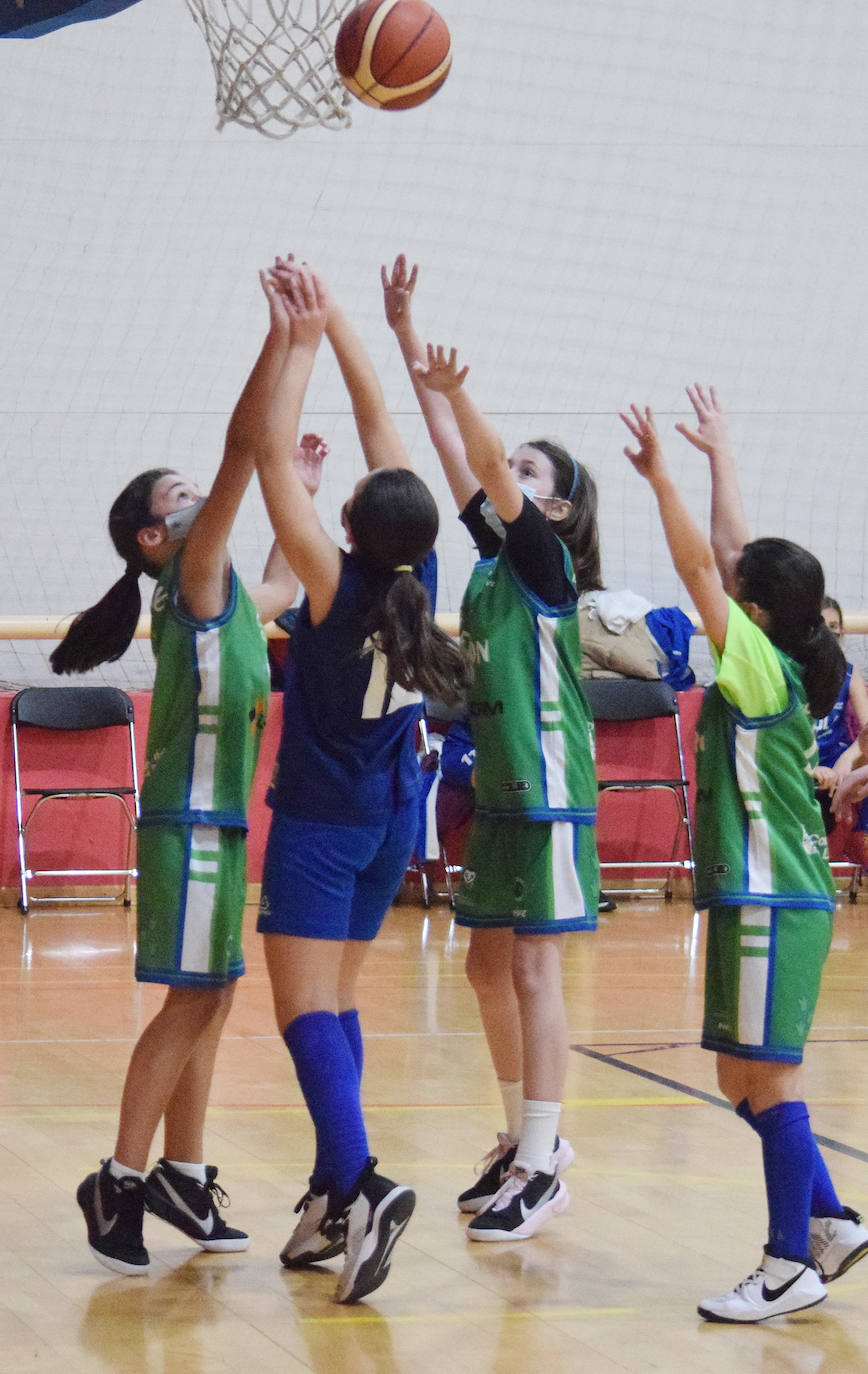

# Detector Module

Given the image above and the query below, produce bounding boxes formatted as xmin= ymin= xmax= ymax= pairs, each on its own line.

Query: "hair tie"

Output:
xmin=567 ymin=457 xmax=581 ymax=501
xmin=393 ymin=564 xmax=413 ymax=573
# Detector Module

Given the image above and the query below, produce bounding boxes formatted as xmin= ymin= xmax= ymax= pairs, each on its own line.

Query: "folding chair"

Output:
xmin=582 ymin=678 xmax=695 ymax=901
xmin=11 ymin=687 xmax=140 ymax=914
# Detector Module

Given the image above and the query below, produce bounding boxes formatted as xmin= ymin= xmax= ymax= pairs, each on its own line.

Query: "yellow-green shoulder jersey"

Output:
xmin=138 ymin=556 xmax=270 ymax=830
xmin=460 ymin=545 xmax=597 ymax=822
xmin=694 ymin=599 xmax=834 ymax=911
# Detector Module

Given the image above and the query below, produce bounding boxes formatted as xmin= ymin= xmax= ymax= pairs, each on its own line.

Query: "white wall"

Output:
xmin=2 ymin=0 xmax=868 ymax=686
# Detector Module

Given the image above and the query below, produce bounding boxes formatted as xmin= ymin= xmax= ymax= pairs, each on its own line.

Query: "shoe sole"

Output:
xmin=281 ymin=1237 xmax=346 ymax=1268
xmin=86 ymin=1241 xmax=150 ymax=1277
xmin=467 ymin=1180 xmax=570 ymax=1243
xmin=334 ymin=1186 xmax=416 ymax=1304
xmin=145 ymin=1190 xmax=249 ymax=1251
xmin=820 ymin=1240 xmax=868 ymax=1283
xmin=457 ymin=1140 xmax=575 ymax=1215
xmin=697 ymin=1291 xmax=827 ymax=1323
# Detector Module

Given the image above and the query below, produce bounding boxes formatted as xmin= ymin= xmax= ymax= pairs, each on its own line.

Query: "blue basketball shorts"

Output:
xmin=257 ymin=805 xmax=418 ymax=942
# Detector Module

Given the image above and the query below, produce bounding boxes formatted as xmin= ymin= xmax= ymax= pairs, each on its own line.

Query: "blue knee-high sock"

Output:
xmin=339 ymin=1008 xmax=364 ymax=1082
xmin=736 ymin=1097 xmax=843 ymax=1219
xmin=306 ymin=1009 xmax=364 ymax=1194
xmin=284 ymin=1010 xmax=370 ymax=1200
xmin=752 ymin=1101 xmax=814 ymax=1262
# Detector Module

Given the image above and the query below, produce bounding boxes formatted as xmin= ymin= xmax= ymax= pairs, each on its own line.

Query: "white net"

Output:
xmin=184 ymin=0 xmax=354 ymax=137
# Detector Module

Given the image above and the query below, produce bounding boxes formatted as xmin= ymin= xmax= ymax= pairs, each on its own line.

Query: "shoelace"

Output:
xmin=206 ymin=1176 xmax=230 ymax=1210
xmin=490 ymin=1167 xmax=530 ymax=1212
xmin=474 ymin=1132 xmax=513 ymax=1177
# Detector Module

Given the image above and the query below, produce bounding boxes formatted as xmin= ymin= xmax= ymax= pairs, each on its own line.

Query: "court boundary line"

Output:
xmin=572 ymin=1043 xmax=868 ymax=1164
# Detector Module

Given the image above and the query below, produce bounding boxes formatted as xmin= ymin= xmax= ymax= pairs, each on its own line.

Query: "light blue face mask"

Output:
xmin=480 ymin=482 xmax=538 ymax=538
xmin=163 ymin=497 xmax=206 ymax=540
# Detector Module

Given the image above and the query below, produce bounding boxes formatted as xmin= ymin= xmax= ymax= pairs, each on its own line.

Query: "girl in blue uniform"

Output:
xmin=253 ymin=262 xmax=468 ymax=1304
xmin=51 ymin=271 xmax=310 ymax=1275
xmin=383 ymin=258 xmax=600 ymax=1244
xmin=813 ymin=597 xmax=868 ymax=850
xmin=622 ymin=384 xmax=868 ymax=1323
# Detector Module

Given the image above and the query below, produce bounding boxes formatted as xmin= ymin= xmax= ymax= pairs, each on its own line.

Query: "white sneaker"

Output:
xmin=698 ymin=1252 xmax=827 ymax=1323
xmin=280 ymin=1187 xmax=347 ymax=1268
xmin=810 ymin=1208 xmax=868 ymax=1282
xmin=457 ymin=1134 xmax=574 ymax=1214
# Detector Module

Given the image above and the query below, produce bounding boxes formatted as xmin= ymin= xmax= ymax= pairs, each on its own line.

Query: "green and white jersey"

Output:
xmin=694 ymin=599 xmax=834 ymax=912
xmin=460 ymin=548 xmax=597 ymax=822
xmin=139 ymin=556 xmax=270 ymax=830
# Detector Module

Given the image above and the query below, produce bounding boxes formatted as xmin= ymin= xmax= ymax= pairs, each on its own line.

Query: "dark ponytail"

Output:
xmin=736 ymin=537 xmax=846 ymax=718
xmin=347 ymin=468 xmax=471 ymax=706
xmin=50 ymin=468 xmax=173 ymax=676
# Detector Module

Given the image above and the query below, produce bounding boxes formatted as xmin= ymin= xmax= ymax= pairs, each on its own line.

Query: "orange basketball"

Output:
xmin=334 ymin=0 xmax=452 ymax=111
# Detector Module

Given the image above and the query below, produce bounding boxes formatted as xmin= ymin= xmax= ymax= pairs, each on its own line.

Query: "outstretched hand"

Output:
xmin=675 ymin=383 xmax=730 ymax=457
xmin=381 ymin=254 xmax=418 ymax=332
xmin=620 ymin=405 xmax=667 ymax=484
xmin=260 ymin=270 xmax=291 ymax=341
xmin=294 ymin=432 xmax=329 ymax=495
xmin=413 ymin=343 xmax=469 ymax=396
xmin=274 ymin=265 xmax=328 ymax=352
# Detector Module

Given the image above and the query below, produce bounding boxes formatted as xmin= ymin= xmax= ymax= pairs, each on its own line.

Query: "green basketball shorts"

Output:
xmin=702 ymin=903 xmax=833 ymax=1063
xmin=455 ymin=815 xmax=598 ymax=933
xmin=136 ymin=823 xmax=247 ymax=987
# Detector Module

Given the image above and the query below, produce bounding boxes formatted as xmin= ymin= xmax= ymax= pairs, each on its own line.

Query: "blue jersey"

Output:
xmin=814 ymin=663 xmax=853 ymax=767
xmin=268 ymin=551 xmax=437 ymax=826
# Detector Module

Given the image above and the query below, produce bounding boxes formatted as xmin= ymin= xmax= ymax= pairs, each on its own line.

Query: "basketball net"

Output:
xmin=184 ymin=0 xmax=355 ymax=138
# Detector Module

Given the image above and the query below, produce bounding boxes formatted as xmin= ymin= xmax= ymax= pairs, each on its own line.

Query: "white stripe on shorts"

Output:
xmin=181 ymin=825 xmax=220 ymax=974
xmin=737 ymin=905 xmax=771 ymax=1045
xmin=552 ymin=821 xmax=586 ymax=921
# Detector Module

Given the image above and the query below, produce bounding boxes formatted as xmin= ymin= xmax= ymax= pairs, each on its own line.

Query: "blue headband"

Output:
xmin=567 ymin=457 xmax=581 ymax=501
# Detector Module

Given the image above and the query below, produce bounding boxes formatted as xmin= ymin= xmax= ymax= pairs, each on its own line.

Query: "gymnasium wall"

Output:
xmin=2 ymin=1 xmax=868 ymax=690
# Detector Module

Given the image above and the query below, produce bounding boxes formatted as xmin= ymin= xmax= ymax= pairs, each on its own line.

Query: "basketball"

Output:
xmin=334 ymin=0 xmax=452 ymax=111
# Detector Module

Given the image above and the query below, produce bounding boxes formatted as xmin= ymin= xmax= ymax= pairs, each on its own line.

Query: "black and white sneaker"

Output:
xmin=457 ymin=1134 xmax=574 ymax=1214
xmin=145 ymin=1159 xmax=250 ymax=1252
xmin=698 ymin=1252 xmax=827 ymax=1322
xmin=466 ymin=1166 xmax=569 ymax=1242
xmin=333 ymin=1159 xmax=416 ymax=1305
xmin=77 ymin=1160 xmax=150 ymax=1276
xmin=280 ymin=1186 xmax=347 ymax=1268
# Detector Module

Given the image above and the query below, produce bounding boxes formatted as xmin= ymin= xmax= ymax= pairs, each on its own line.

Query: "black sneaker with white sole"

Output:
xmin=280 ymin=1186 xmax=348 ymax=1268
xmin=145 ymin=1159 xmax=250 ymax=1252
xmin=457 ymin=1135 xmax=574 ymax=1214
xmin=77 ymin=1160 xmax=150 ymax=1276
xmin=466 ymin=1165 xmax=569 ymax=1242
xmin=333 ymin=1158 xmax=416 ymax=1305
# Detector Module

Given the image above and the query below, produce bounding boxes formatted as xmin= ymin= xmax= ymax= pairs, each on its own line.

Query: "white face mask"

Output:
xmin=480 ymin=482 xmax=538 ymax=538
xmin=163 ymin=498 xmax=206 ymax=539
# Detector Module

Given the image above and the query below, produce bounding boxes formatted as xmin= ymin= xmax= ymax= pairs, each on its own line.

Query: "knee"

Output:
xmin=511 ymin=939 xmax=560 ymax=1002
xmin=465 ymin=942 xmax=511 ymax=1000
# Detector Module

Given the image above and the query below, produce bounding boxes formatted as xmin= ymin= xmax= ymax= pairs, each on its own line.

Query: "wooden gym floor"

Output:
xmin=0 ymin=889 xmax=866 ymax=1374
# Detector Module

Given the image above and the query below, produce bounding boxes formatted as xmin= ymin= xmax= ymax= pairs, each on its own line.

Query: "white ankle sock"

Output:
xmin=165 ymin=1159 xmax=208 ymax=1184
xmin=498 ymin=1078 xmax=523 ymax=1142
xmin=514 ymin=1100 xmax=561 ymax=1176
xmin=108 ymin=1157 xmax=147 ymax=1182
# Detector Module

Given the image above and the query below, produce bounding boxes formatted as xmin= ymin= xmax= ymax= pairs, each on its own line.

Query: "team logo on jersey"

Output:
xmin=469 ymin=700 xmax=503 ymax=717
xmin=152 ymin=584 xmax=169 ymax=614
xmin=501 ymin=779 xmax=531 ymax=793
xmin=800 ymin=825 xmax=827 ymax=858
xmin=463 ymin=868 xmax=476 ymax=886
xmin=249 ymin=695 xmax=267 ymax=735
xmin=704 ymin=862 xmax=731 ymax=876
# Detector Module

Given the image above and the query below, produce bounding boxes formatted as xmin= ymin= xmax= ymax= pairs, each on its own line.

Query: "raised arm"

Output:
xmin=254 ymin=270 xmax=343 ymax=626
xmin=382 ymin=255 xmax=478 ymax=509
xmin=675 ymin=384 xmax=748 ymax=595
xmin=271 ymin=256 xmax=409 ymax=472
xmin=248 ymin=432 xmax=330 ymax=624
xmin=622 ymin=404 xmax=730 ymax=652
